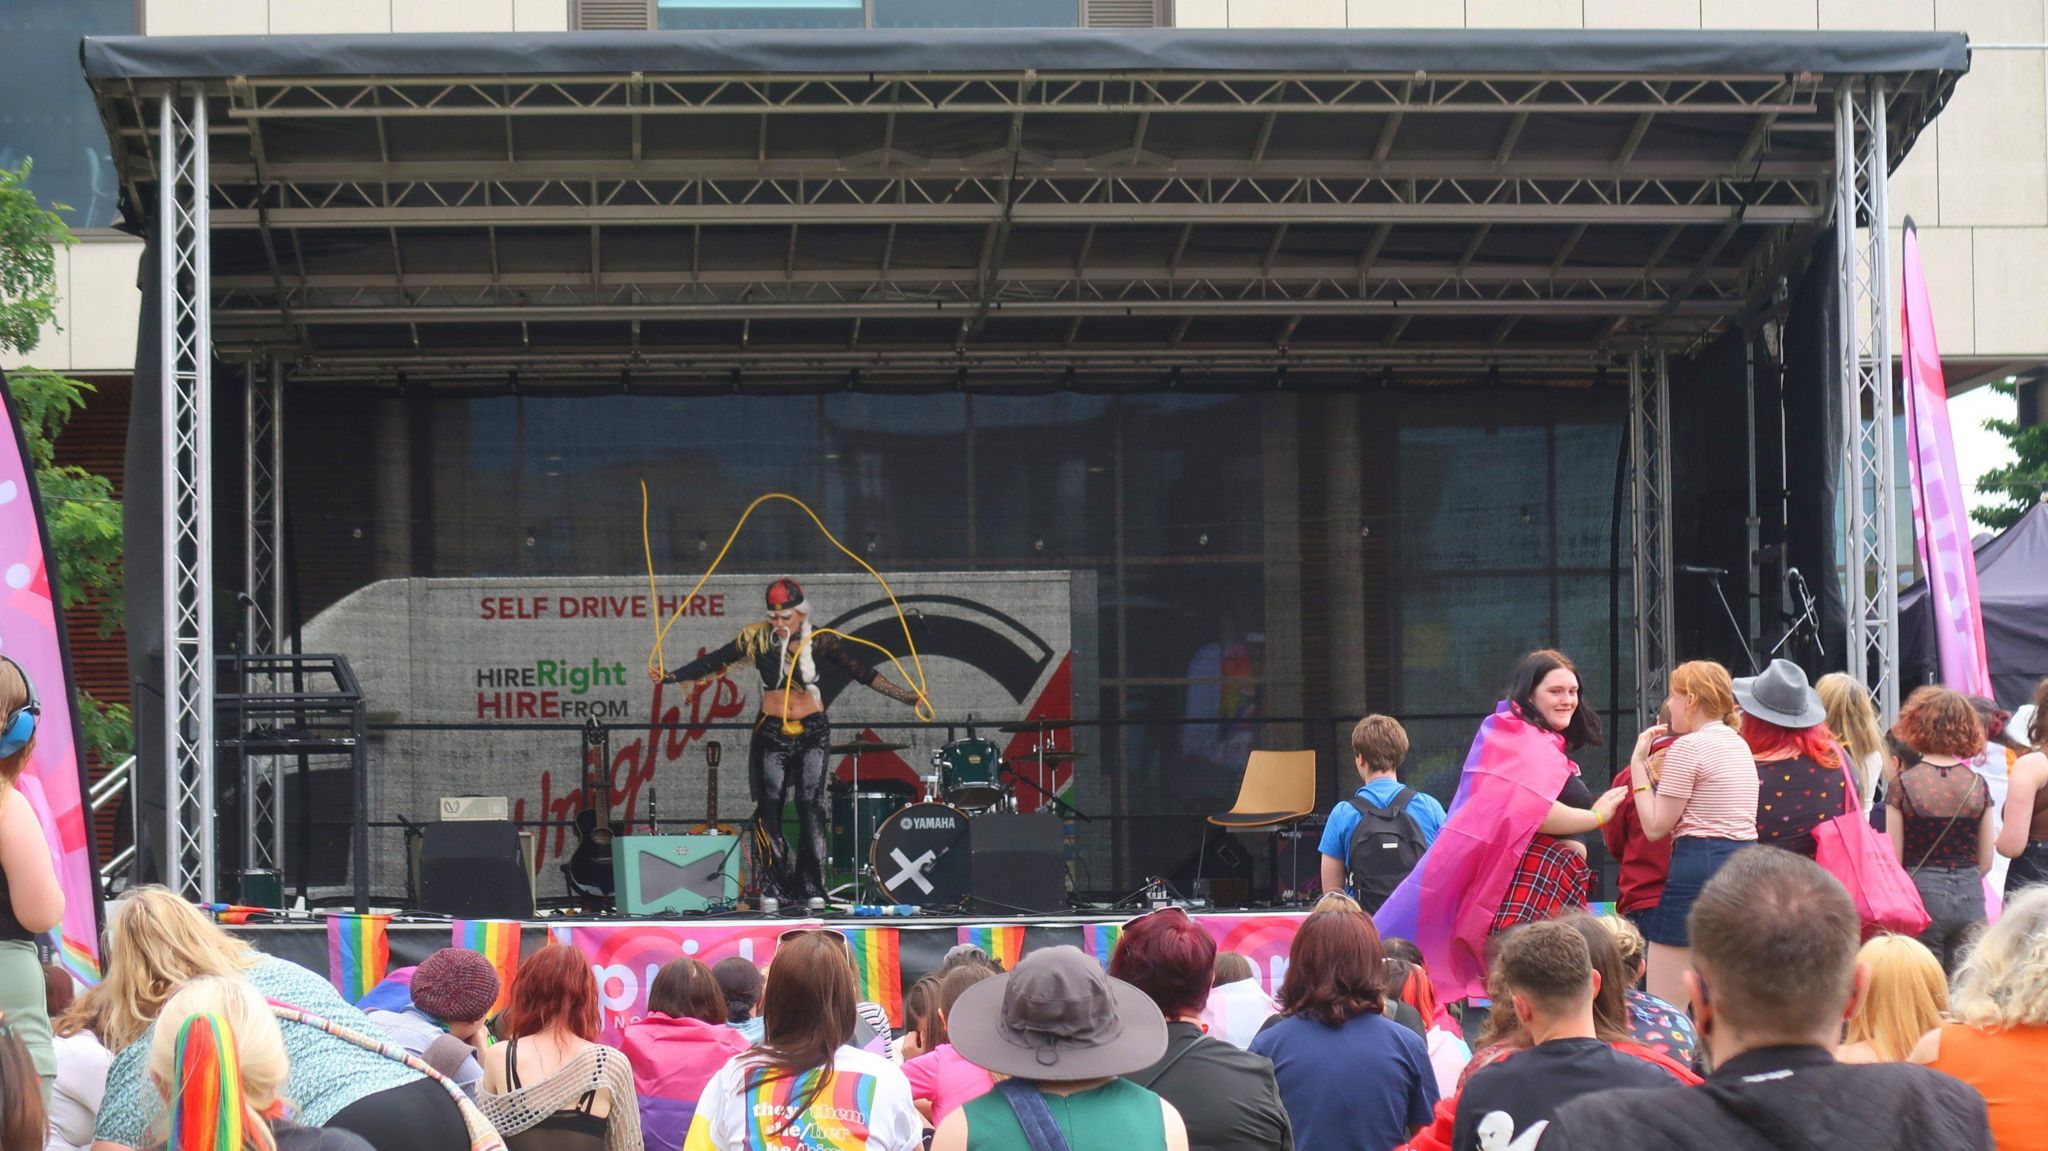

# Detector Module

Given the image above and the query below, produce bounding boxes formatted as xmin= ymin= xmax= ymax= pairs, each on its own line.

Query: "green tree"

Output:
xmin=0 ymin=159 xmax=132 ymax=768
xmin=1974 ymin=379 xmax=2048 ymax=532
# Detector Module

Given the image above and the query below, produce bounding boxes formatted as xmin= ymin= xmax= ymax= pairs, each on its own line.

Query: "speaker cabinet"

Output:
xmin=419 ymin=821 xmax=534 ymax=920
xmin=968 ymin=813 xmax=1066 ymax=915
xmin=612 ymin=835 xmax=742 ymax=914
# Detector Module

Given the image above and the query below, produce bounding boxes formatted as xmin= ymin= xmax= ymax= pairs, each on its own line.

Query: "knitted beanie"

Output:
xmin=410 ymin=947 xmax=501 ymax=1024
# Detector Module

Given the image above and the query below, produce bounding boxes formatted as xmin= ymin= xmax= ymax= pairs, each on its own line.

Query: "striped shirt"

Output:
xmin=1657 ymin=720 xmax=1761 ymax=840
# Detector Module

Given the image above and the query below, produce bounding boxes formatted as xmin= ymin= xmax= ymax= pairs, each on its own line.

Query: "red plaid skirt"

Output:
xmin=1490 ymin=834 xmax=1592 ymax=934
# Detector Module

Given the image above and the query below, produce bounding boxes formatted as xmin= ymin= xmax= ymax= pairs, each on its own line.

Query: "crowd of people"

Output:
xmin=3 ymin=655 xmax=2047 ymax=1151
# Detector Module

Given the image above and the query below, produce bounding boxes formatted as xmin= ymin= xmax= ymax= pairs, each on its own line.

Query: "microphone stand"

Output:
xmin=1683 ymin=569 xmax=1760 ymax=674
xmin=999 ymin=765 xmax=1092 ymax=822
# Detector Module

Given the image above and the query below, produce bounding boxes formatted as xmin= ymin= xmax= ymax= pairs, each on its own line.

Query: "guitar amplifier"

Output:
xmin=612 ymin=835 xmax=742 ymax=914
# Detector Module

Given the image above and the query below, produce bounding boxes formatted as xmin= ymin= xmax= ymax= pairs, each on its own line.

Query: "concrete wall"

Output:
xmin=1177 ymin=0 xmax=2048 ymax=375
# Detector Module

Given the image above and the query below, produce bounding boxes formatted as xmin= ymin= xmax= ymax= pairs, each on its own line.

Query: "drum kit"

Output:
xmin=827 ymin=720 xmax=1082 ymax=908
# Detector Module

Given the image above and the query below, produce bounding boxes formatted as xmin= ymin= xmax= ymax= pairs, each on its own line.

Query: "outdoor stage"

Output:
xmin=229 ymin=908 xmax=1324 ymax=1030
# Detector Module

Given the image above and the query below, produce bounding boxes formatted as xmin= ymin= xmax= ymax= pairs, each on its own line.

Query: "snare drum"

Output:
xmin=830 ymin=788 xmax=910 ymax=870
xmin=872 ymin=802 xmax=972 ymax=906
xmin=936 ymin=738 xmax=1006 ymax=809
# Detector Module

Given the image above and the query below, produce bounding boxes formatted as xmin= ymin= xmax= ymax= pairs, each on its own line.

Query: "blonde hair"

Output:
xmin=1669 ymin=661 xmax=1741 ymax=728
xmin=1952 ymin=886 xmax=2048 ymax=1030
xmin=0 ymin=659 xmax=32 ymax=782
xmin=1594 ymin=914 xmax=1647 ymax=975
xmin=147 ymin=977 xmax=287 ymax=1151
xmin=1309 ymin=890 xmax=1364 ymax=917
xmin=1842 ymin=935 xmax=1947 ymax=1062
xmin=73 ymin=887 xmax=257 ymax=1051
xmin=1819 ymin=673 xmax=1886 ymax=798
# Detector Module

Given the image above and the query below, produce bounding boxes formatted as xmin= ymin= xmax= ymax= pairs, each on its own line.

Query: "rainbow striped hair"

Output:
xmin=168 ymin=1013 xmax=252 ymax=1151
xmin=150 ymin=978 xmax=286 ymax=1151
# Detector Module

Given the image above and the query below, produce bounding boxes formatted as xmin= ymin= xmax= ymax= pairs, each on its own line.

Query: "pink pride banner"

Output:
xmin=1193 ymin=912 xmax=1309 ymax=998
xmin=1900 ymin=221 xmax=1993 ymax=698
xmin=0 ymin=376 xmax=100 ymax=982
xmin=570 ymin=921 xmax=810 ymax=1039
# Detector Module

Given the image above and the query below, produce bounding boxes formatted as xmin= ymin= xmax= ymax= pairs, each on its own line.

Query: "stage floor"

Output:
xmin=229 ymin=907 xmax=1313 ymax=1028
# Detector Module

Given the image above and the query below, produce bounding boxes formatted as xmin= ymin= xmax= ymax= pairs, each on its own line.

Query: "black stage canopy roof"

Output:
xmin=83 ymin=28 xmax=1968 ymax=391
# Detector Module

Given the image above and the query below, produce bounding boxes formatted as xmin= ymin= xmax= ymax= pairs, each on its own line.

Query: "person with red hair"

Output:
xmin=1250 ymin=906 xmax=1436 ymax=1151
xmin=479 ymin=944 xmax=642 ymax=1151
xmin=1734 ymin=660 xmax=1854 ymax=860
xmin=1889 ymin=686 xmax=1995 ymax=975
xmin=1110 ymin=908 xmax=1291 ymax=1151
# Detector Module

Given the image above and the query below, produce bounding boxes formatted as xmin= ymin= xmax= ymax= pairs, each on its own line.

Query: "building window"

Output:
xmin=0 ymin=0 xmax=131 ymax=229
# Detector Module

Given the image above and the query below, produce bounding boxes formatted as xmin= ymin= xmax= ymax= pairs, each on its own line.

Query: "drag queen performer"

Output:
xmin=651 ymin=578 xmax=921 ymax=905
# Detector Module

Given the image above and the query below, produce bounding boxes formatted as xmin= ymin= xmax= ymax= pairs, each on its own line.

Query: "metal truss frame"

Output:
xmin=121 ymin=57 xmax=1943 ymax=889
xmin=240 ymin=358 xmax=285 ymax=873
xmin=1836 ymin=80 xmax=1899 ymax=720
xmin=1630 ymin=348 xmax=1675 ymax=727
xmin=160 ymin=86 xmax=217 ymax=903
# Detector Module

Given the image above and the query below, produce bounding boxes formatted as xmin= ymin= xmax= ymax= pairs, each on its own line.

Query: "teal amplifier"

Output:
xmin=611 ymin=834 xmax=742 ymax=914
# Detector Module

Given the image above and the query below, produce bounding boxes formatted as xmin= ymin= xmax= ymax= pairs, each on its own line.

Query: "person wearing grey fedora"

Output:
xmin=1734 ymin=659 xmax=1855 ymax=862
xmin=934 ymin=947 xmax=1188 ymax=1151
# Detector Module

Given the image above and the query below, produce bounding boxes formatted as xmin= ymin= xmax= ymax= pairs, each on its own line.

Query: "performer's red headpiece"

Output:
xmin=765 ymin=577 xmax=806 ymax=612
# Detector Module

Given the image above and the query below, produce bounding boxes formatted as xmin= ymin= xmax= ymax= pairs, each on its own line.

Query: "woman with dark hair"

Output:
xmin=1889 ymin=686 xmax=1996 ymax=975
xmin=1996 ymin=678 xmax=2048 ymax=894
xmin=898 ymin=975 xmax=943 ymax=1063
xmin=708 ymin=958 xmax=762 ymax=1045
xmin=45 ymin=961 xmax=111 ymax=1151
xmin=1375 ymin=651 xmax=1626 ymax=1024
xmin=1200 ymin=951 xmax=1278 ymax=1051
xmin=0 ymin=1022 xmax=45 ymax=1151
xmin=1110 ymin=908 xmax=1291 ymax=1151
xmin=619 ymin=958 xmax=745 ymax=1151
xmin=479 ymin=944 xmax=642 ymax=1151
xmin=684 ymin=932 xmax=918 ymax=1151
xmin=1627 ymin=659 xmax=1760 ymax=1007
xmin=1250 ymin=906 xmax=1436 ymax=1151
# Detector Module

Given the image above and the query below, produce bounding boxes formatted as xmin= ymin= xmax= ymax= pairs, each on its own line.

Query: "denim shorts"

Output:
xmin=1643 ymin=837 xmax=1749 ymax=946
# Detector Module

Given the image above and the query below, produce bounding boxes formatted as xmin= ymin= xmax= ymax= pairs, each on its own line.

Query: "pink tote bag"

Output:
xmin=1811 ymin=755 xmax=1930 ymax=937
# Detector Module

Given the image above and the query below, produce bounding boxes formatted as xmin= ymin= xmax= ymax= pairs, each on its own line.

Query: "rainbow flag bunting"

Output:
xmin=454 ymin=919 xmax=522 ymax=1016
xmin=958 ymin=924 xmax=1027 ymax=970
xmin=1082 ymin=922 xmax=1123 ymax=969
xmin=327 ymin=913 xmax=391 ymax=1004
xmin=841 ymin=928 xmax=903 ymax=1026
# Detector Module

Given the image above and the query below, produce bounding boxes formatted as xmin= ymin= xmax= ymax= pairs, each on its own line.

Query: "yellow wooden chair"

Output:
xmin=1207 ymin=750 xmax=1318 ymax=903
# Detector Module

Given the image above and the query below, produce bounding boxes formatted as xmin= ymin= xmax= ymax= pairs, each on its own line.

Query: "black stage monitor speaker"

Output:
xmin=420 ymin=820 xmax=535 ymax=920
xmin=968 ymin=812 xmax=1066 ymax=915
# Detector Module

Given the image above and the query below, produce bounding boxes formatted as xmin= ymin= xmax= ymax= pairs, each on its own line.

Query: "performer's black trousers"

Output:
xmin=748 ymin=712 xmax=831 ymax=898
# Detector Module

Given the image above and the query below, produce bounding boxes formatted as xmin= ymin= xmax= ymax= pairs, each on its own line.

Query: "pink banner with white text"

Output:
xmin=569 ymin=921 xmax=813 ymax=1039
xmin=1900 ymin=222 xmax=1993 ymax=698
xmin=0 ymin=375 xmax=100 ymax=981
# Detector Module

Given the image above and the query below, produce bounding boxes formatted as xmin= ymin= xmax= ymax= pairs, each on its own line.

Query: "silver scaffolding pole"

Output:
xmin=242 ymin=357 xmax=284 ymax=874
xmin=161 ymin=85 xmax=217 ymax=902
xmin=1835 ymin=79 xmax=1901 ymax=720
xmin=1630 ymin=348 xmax=1675 ymax=728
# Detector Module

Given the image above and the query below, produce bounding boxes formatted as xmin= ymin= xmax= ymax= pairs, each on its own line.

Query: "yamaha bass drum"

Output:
xmin=871 ymin=802 xmax=971 ymax=906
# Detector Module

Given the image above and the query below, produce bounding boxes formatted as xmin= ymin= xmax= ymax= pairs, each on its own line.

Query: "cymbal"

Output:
xmin=830 ymin=738 xmax=910 ymax=755
xmin=1008 ymin=750 xmax=1086 ymax=764
xmin=998 ymin=719 xmax=1074 ymax=733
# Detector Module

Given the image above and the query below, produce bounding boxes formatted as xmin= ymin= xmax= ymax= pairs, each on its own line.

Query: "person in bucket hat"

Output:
xmin=934 ymin=946 xmax=1188 ymax=1151
xmin=1734 ymin=658 xmax=1856 ymax=863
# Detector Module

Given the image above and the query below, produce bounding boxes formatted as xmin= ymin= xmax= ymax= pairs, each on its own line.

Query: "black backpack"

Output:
xmin=1346 ymin=786 xmax=1428 ymax=912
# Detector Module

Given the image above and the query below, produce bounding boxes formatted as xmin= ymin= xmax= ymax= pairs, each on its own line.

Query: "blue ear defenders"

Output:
xmin=0 ymin=655 xmax=39 ymax=759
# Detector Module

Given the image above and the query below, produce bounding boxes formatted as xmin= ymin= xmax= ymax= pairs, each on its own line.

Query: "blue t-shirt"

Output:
xmin=1319 ymin=778 xmax=1447 ymax=869
xmin=1250 ymin=1010 xmax=1437 ymax=1151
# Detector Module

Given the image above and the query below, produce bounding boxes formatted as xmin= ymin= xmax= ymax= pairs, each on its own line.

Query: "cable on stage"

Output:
xmin=639 ymin=487 xmax=937 ymax=734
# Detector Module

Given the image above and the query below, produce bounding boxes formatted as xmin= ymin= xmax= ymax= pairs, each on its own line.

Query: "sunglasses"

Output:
xmin=777 ymin=927 xmax=852 ymax=951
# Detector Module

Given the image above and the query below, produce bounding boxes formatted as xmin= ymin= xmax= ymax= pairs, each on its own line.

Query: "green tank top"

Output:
xmin=961 ymin=1078 xmax=1166 ymax=1151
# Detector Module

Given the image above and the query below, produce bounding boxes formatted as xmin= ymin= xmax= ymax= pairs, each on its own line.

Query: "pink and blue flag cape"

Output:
xmin=1900 ymin=220 xmax=1992 ymax=699
xmin=1374 ymin=701 xmax=1574 ymax=1001
xmin=0 ymin=374 xmax=101 ymax=982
